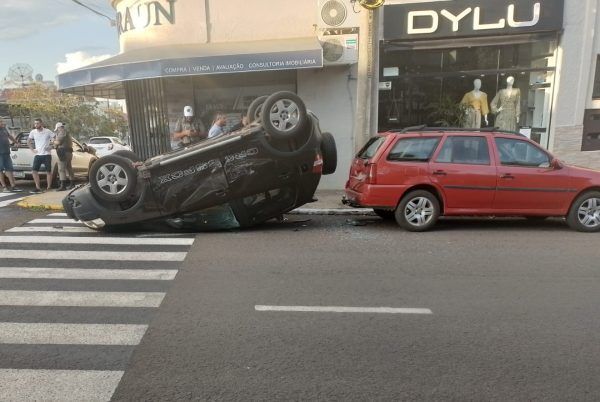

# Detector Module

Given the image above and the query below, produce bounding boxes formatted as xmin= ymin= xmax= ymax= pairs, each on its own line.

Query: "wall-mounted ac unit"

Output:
xmin=319 ymin=34 xmax=359 ymax=65
xmin=317 ymin=0 xmax=361 ymax=29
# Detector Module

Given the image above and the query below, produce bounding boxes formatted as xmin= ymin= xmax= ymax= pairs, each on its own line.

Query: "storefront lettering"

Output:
xmin=117 ymin=0 xmax=177 ymax=35
xmin=407 ymin=2 xmax=541 ymax=35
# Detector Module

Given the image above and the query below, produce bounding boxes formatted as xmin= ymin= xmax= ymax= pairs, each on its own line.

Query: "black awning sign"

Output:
xmin=384 ymin=0 xmax=564 ymax=41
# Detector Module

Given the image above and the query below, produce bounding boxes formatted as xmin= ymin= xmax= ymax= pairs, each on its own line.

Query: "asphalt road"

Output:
xmin=110 ymin=215 xmax=600 ymax=401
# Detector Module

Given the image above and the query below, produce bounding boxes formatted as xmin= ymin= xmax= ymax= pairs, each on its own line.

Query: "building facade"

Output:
xmin=57 ymin=0 xmax=600 ymax=190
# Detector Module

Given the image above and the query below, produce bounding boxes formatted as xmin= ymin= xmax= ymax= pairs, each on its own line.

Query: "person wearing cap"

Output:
xmin=171 ymin=105 xmax=206 ymax=150
xmin=0 ymin=120 xmax=23 ymax=193
xmin=53 ymin=122 xmax=75 ymax=191
xmin=27 ymin=118 xmax=55 ymax=193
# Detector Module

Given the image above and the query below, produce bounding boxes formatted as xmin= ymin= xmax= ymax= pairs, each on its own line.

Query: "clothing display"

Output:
xmin=460 ymin=91 xmax=489 ymax=128
xmin=491 ymin=88 xmax=521 ymax=132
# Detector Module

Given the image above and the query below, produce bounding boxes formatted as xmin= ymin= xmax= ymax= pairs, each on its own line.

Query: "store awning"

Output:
xmin=57 ymin=37 xmax=323 ymax=99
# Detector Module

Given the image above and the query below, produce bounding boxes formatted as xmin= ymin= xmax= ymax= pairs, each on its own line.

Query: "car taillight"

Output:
xmin=313 ymin=153 xmax=323 ymax=174
xmin=108 ymin=144 xmax=114 ymax=150
xmin=365 ymin=163 xmax=377 ymax=184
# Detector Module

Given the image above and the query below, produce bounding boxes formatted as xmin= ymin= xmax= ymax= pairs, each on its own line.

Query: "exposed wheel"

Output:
xmin=261 ymin=91 xmax=308 ymax=141
xmin=320 ymin=132 xmax=337 ymax=175
xmin=247 ymin=95 xmax=268 ymax=123
xmin=373 ymin=209 xmax=395 ymax=220
xmin=395 ymin=190 xmax=440 ymax=232
xmin=112 ymin=150 xmax=142 ymax=162
xmin=89 ymin=155 xmax=137 ymax=202
xmin=566 ymin=191 xmax=600 ymax=232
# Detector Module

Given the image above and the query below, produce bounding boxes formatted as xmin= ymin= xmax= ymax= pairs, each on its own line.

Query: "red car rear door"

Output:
xmin=492 ymin=137 xmax=572 ymax=212
xmin=429 ymin=135 xmax=497 ymax=211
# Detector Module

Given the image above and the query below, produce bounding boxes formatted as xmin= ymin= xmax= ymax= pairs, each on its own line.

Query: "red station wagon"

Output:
xmin=343 ymin=127 xmax=600 ymax=232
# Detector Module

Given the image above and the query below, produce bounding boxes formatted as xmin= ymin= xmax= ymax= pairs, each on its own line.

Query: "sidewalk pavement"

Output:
xmin=16 ymin=189 xmax=374 ymax=216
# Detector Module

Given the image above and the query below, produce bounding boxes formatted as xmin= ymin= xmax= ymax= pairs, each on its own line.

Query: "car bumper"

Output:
xmin=344 ymin=185 xmax=406 ymax=209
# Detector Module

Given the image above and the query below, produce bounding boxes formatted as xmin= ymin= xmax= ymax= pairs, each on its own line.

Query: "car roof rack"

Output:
xmin=391 ymin=126 xmax=526 ymax=137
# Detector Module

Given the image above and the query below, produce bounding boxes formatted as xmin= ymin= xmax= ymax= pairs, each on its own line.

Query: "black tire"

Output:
xmin=89 ymin=155 xmax=137 ymax=202
xmin=247 ymin=95 xmax=268 ymax=123
xmin=320 ymin=132 xmax=337 ymax=175
xmin=261 ymin=91 xmax=308 ymax=141
xmin=566 ymin=191 xmax=600 ymax=232
xmin=373 ymin=209 xmax=395 ymax=220
xmin=395 ymin=190 xmax=440 ymax=232
xmin=112 ymin=150 xmax=142 ymax=162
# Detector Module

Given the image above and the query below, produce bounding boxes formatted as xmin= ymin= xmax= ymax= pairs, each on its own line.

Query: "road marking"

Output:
xmin=0 ymin=249 xmax=187 ymax=261
xmin=0 ymin=369 xmax=123 ymax=402
xmin=29 ymin=219 xmax=81 ymax=224
xmin=0 ymin=323 xmax=147 ymax=345
xmin=7 ymin=226 xmax=94 ymax=233
xmin=0 ymin=197 xmax=26 ymax=208
xmin=255 ymin=305 xmax=433 ymax=314
xmin=0 ymin=291 xmax=165 ymax=307
xmin=48 ymin=213 xmax=68 ymax=217
xmin=0 ymin=268 xmax=178 ymax=280
xmin=0 ymin=236 xmax=194 ymax=246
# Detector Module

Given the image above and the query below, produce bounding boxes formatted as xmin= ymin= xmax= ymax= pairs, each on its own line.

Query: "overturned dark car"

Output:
xmin=63 ymin=92 xmax=337 ymax=230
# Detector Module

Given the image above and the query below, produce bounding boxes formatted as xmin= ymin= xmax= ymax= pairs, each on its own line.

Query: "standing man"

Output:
xmin=0 ymin=121 xmax=23 ymax=192
xmin=171 ymin=105 xmax=206 ymax=150
xmin=208 ymin=112 xmax=227 ymax=139
xmin=27 ymin=118 xmax=55 ymax=193
xmin=53 ymin=122 xmax=75 ymax=191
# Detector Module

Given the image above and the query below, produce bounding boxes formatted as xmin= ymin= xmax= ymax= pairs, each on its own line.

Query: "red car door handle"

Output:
xmin=433 ymin=170 xmax=447 ymax=176
xmin=501 ymin=173 xmax=515 ymax=179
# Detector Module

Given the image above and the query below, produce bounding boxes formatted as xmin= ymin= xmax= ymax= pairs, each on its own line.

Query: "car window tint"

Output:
xmin=89 ymin=138 xmax=110 ymax=144
xmin=495 ymin=138 xmax=551 ymax=168
xmin=387 ymin=137 xmax=440 ymax=162
xmin=436 ymin=136 xmax=490 ymax=165
xmin=358 ymin=137 xmax=385 ymax=159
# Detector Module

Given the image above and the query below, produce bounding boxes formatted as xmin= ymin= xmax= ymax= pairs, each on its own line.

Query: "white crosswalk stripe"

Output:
xmin=0 ymin=267 xmax=178 ymax=280
xmin=0 ymin=235 xmax=194 ymax=245
xmin=0 ymin=290 xmax=166 ymax=307
xmin=0 ymin=369 xmax=124 ymax=402
xmin=0 ymin=249 xmax=187 ymax=261
xmin=0 ymin=213 xmax=195 ymax=400
xmin=0 ymin=323 xmax=148 ymax=345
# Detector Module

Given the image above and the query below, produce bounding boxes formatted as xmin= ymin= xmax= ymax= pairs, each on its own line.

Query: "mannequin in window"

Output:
xmin=460 ymin=79 xmax=489 ymax=128
xmin=491 ymin=76 xmax=521 ymax=132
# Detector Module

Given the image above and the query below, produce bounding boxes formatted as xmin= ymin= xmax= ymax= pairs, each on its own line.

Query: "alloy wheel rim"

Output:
xmin=577 ymin=197 xmax=600 ymax=228
xmin=404 ymin=197 xmax=435 ymax=227
xmin=96 ymin=163 xmax=128 ymax=195
xmin=269 ymin=99 xmax=300 ymax=132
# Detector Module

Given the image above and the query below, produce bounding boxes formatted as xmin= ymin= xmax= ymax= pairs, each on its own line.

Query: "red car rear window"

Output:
xmin=357 ymin=137 xmax=386 ymax=159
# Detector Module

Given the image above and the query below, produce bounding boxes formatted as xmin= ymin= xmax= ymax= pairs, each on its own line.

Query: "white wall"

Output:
xmin=550 ymin=0 xmax=600 ymax=167
xmin=298 ymin=66 xmax=358 ymax=189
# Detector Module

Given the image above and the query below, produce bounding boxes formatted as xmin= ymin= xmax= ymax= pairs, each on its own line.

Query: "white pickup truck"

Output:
xmin=10 ymin=132 xmax=98 ymax=181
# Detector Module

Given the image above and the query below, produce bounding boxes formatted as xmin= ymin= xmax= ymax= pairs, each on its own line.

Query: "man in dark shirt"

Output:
xmin=0 ymin=121 xmax=23 ymax=192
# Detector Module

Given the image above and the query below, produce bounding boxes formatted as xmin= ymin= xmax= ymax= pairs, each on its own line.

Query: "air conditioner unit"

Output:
xmin=319 ymin=34 xmax=359 ymax=65
xmin=317 ymin=0 xmax=361 ymax=29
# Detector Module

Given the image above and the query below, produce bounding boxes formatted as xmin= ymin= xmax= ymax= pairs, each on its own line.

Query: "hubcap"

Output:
xmin=269 ymin=99 xmax=300 ymax=132
xmin=96 ymin=163 xmax=128 ymax=196
xmin=404 ymin=197 xmax=435 ymax=227
xmin=577 ymin=197 xmax=600 ymax=228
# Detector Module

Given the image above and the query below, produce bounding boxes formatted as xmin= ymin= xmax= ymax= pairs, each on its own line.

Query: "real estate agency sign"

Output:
xmin=384 ymin=0 xmax=564 ymax=41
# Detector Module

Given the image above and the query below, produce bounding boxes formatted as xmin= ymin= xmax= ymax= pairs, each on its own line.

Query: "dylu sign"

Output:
xmin=384 ymin=0 xmax=564 ymax=40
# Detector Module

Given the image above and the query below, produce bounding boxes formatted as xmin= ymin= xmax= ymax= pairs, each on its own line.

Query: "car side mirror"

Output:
xmin=551 ymin=158 xmax=563 ymax=170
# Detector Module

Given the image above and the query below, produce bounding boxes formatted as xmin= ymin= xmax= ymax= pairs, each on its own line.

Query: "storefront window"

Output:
xmin=379 ymin=37 xmax=558 ymax=148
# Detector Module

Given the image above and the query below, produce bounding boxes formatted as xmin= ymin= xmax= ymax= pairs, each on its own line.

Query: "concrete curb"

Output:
xmin=16 ymin=198 xmax=64 ymax=211
xmin=289 ymin=208 xmax=375 ymax=216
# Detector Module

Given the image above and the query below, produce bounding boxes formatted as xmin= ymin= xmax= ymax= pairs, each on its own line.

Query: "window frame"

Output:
xmin=494 ymin=137 xmax=552 ymax=168
xmin=386 ymin=136 xmax=441 ymax=163
xmin=434 ymin=135 xmax=492 ymax=166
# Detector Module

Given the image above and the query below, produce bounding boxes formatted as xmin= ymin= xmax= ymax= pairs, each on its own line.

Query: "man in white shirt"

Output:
xmin=208 ymin=112 xmax=227 ymax=139
xmin=27 ymin=118 xmax=55 ymax=193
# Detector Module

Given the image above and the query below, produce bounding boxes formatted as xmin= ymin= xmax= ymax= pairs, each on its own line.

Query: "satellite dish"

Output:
xmin=35 ymin=74 xmax=44 ymax=82
xmin=7 ymin=63 xmax=34 ymax=87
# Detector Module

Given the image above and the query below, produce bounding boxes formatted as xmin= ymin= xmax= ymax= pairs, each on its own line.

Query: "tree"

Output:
xmin=6 ymin=83 xmax=128 ymax=140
